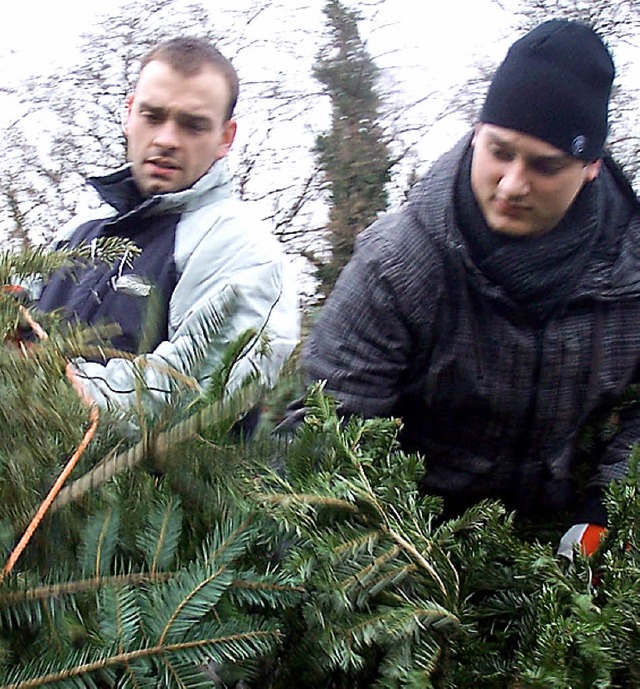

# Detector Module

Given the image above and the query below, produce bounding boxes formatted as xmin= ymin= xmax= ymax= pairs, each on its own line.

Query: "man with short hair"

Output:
xmin=299 ymin=20 xmax=640 ymax=556
xmin=37 ymin=37 xmax=299 ymax=410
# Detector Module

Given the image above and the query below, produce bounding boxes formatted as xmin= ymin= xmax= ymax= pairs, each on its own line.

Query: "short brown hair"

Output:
xmin=139 ymin=37 xmax=239 ymax=121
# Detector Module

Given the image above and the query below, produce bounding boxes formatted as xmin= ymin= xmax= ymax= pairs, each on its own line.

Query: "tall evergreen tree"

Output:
xmin=311 ymin=0 xmax=392 ymax=299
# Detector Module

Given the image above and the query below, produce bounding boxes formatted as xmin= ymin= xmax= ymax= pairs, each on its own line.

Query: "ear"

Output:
xmin=584 ymin=159 xmax=602 ymax=183
xmin=123 ymin=93 xmax=135 ymax=137
xmin=216 ymin=119 xmax=237 ymax=160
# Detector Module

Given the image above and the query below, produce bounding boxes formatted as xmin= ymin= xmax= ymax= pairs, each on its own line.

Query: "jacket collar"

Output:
xmin=88 ymin=157 xmax=234 ymax=218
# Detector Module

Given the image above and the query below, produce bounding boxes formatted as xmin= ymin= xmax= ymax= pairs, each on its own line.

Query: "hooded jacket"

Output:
xmin=38 ymin=159 xmax=300 ymax=411
xmin=303 ymin=135 xmax=640 ymax=523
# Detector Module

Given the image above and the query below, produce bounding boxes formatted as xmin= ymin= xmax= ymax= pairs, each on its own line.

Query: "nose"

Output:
xmin=498 ymin=160 xmax=530 ymax=198
xmin=153 ymin=118 xmax=180 ymax=151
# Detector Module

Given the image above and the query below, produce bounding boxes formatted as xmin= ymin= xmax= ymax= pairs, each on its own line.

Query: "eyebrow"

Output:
xmin=138 ymin=101 xmax=164 ymax=114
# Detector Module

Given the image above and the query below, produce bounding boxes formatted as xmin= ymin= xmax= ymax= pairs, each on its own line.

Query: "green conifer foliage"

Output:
xmin=251 ymin=389 xmax=640 ymax=688
xmin=0 ymin=250 xmax=639 ymax=687
xmin=0 ymin=245 xmax=304 ymax=688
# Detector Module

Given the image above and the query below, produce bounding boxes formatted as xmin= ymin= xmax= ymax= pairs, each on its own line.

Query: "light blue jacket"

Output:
xmin=39 ymin=158 xmax=300 ymax=411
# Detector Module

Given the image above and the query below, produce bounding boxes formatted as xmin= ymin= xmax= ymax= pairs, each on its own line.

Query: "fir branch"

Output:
xmin=356 ymin=562 xmax=418 ymax=603
xmin=100 ymin=586 xmax=141 ymax=654
xmin=257 ymin=492 xmax=361 ymax=515
xmin=0 ymin=239 xmax=140 ymax=285
xmin=1 ymin=629 xmax=280 ymax=689
xmin=0 ymin=570 xmax=304 ymax=610
xmin=333 ymin=528 xmax=382 ymax=558
xmin=338 ymin=544 xmax=403 ymax=594
xmin=230 ymin=578 xmax=305 ymax=598
xmin=0 ymin=570 xmax=171 ymax=604
xmin=78 ymin=506 xmax=121 ymax=577
xmin=203 ymin=328 xmax=259 ymax=402
xmin=202 ymin=518 xmax=253 ymax=570
xmin=155 ymin=566 xmax=232 ymax=647
xmin=135 ymin=494 xmax=182 ymax=575
xmin=382 ymin=526 xmax=454 ymax=603
xmin=50 ymin=381 xmax=265 ymax=512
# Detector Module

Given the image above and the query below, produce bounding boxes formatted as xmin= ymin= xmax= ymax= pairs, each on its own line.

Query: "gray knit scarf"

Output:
xmin=455 ymin=147 xmax=603 ymax=322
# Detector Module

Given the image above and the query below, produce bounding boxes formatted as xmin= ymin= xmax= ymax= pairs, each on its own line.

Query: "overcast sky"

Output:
xmin=0 ymin=0 xmax=637 ymax=255
xmin=0 ymin=0 xmax=521 ymax=189
xmin=2 ymin=1 xmax=636 ymax=159
xmin=0 ymin=0 xmax=515 ymax=86
xmin=2 ymin=0 xmax=637 ymax=178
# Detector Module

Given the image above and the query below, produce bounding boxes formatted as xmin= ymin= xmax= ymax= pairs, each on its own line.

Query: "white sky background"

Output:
xmin=0 ymin=0 xmax=516 ymax=152
xmin=0 ymin=0 xmax=636 ymax=172
xmin=0 ymin=0 xmax=637 ymax=254
xmin=0 ymin=0 xmax=514 ymax=78
xmin=0 ymin=0 xmax=520 ymax=247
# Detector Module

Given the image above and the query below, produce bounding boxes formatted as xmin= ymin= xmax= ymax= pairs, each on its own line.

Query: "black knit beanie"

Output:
xmin=480 ymin=19 xmax=615 ymax=161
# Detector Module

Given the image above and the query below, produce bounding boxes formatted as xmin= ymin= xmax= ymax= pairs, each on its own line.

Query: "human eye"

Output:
xmin=140 ymin=108 xmax=163 ymax=124
xmin=179 ymin=115 xmax=211 ymax=134
xmin=530 ymin=159 xmax=566 ymax=176
xmin=490 ymin=145 xmax=512 ymax=162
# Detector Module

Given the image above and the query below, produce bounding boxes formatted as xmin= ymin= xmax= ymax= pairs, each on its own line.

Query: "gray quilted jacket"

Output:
xmin=303 ymin=135 xmax=640 ymax=522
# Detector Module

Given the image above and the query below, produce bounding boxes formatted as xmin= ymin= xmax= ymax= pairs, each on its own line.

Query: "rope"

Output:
xmin=1 ymin=311 xmax=99 ymax=580
xmin=50 ymin=390 xmax=257 ymax=512
xmin=3 ymin=302 xmax=265 ymax=557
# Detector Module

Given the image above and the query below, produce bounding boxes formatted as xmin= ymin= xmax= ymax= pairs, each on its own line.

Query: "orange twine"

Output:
xmin=1 ymin=310 xmax=99 ymax=579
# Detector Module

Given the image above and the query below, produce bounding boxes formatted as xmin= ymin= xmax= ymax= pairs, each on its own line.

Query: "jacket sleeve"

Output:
xmin=303 ymin=214 xmax=441 ymax=419
xmin=74 ymin=215 xmax=300 ymax=413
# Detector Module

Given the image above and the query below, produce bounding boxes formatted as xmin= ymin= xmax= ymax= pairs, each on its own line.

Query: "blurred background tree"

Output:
xmin=306 ymin=0 xmax=392 ymax=299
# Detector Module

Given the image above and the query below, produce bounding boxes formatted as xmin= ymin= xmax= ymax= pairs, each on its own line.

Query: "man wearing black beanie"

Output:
xmin=294 ymin=20 xmax=640 ymax=559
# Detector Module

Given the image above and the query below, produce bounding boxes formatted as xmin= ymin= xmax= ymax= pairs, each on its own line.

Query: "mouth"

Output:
xmin=493 ymin=197 xmax=530 ymax=216
xmin=145 ymin=157 xmax=181 ymax=173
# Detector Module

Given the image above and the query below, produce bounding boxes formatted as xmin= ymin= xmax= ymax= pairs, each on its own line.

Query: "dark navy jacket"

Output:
xmin=39 ymin=168 xmax=177 ymax=355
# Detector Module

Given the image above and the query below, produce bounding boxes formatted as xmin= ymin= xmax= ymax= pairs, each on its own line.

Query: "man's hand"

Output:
xmin=557 ymin=523 xmax=607 ymax=561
